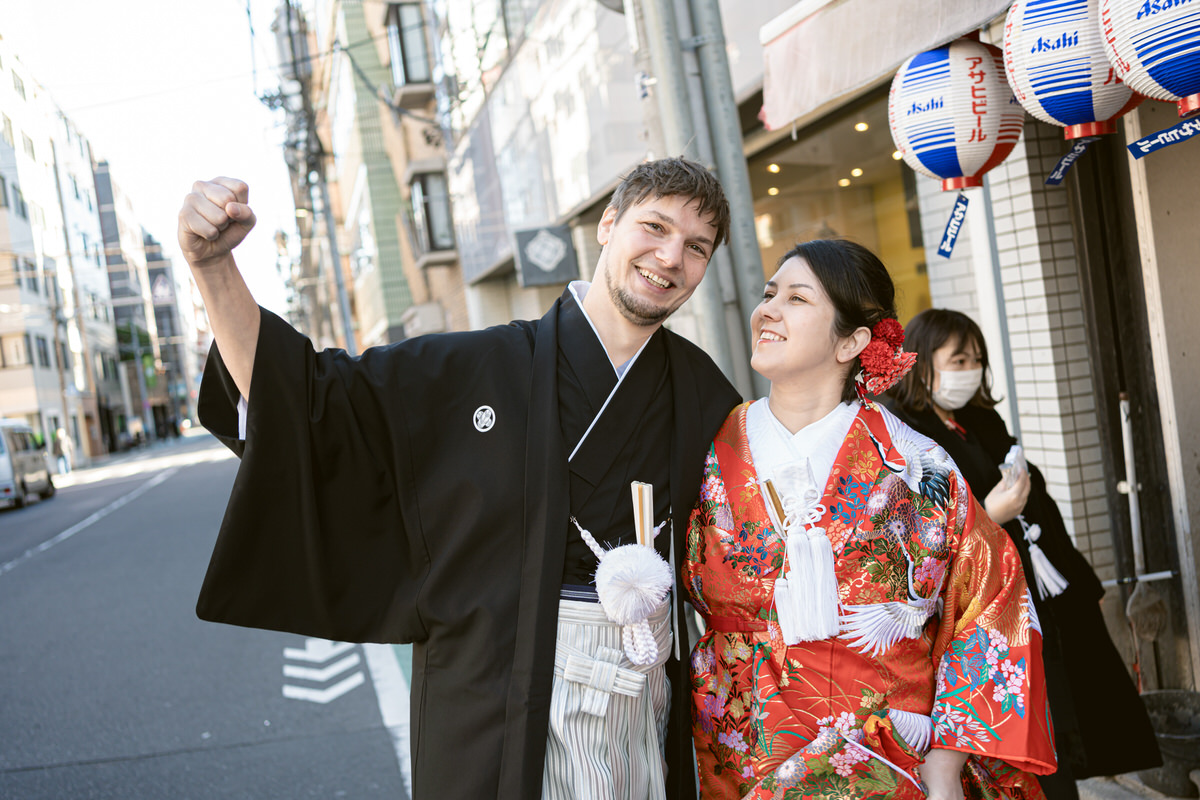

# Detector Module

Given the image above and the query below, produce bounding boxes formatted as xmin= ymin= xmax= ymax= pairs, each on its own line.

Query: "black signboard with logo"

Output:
xmin=514 ymin=224 xmax=579 ymax=287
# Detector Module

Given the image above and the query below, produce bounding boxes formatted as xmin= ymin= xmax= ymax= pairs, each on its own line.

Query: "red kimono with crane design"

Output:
xmin=685 ymin=402 xmax=1057 ymax=799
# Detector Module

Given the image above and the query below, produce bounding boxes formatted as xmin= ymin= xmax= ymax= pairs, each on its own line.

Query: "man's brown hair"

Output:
xmin=609 ymin=157 xmax=730 ymax=248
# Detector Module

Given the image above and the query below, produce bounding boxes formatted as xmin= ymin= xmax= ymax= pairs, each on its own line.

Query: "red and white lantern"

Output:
xmin=1101 ymin=0 xmax=1200 ymax=117
xmin=1005 ymin=0 xmax=1143 ymax=138
xmin=889 ymin=38 xmax=1026 ymax=191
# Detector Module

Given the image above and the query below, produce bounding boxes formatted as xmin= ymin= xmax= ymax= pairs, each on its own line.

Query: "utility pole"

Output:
xmin=282 ymin=0 xmax=357 ymax=354
xmin=633 ymin=0 xmax=738 ymax=389
xmin=685 ymin=0 xmax=768 ymax=396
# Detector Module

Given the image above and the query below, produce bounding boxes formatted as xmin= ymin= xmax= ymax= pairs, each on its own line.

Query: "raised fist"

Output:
xmin=178 ymin=178 xmax=257 ymax=268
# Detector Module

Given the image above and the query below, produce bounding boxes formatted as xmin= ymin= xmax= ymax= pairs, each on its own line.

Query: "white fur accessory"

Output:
xmin=571 ymin=517 xmax=672 ymax=666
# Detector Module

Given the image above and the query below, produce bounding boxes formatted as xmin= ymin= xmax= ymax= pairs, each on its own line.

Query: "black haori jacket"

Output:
xmin=196 ymin=295 xmax=740 ymax=799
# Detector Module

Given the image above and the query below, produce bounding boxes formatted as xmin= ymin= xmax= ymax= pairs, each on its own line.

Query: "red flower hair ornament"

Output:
xmin=855 ymin=317 xmax=917 ymax=400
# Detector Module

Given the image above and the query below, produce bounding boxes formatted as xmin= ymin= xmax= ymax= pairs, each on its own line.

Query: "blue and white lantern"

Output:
xmin=1005 ymin=0 xmax=1143 ymax=138
xmin=1101 ymin=0 xmax=1200 ymax=117
xmin=889 ymin=38 xmax=1026 ymax=191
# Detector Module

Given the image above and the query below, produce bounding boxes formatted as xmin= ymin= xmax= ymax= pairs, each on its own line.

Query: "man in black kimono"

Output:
xmin=179 ymin=157 xmax=742 ymax=799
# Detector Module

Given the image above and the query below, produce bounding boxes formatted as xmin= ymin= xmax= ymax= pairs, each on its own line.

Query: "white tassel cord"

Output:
xmin=572 ymin=517 xmax=672 ymax=666
xmin=1020 ymin=516 xmax=1068 ymax=600
xmin=770 ymin=462 xmax=840 ymax=644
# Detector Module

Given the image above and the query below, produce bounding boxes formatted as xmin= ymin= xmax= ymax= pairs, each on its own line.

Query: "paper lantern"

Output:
xmin=1005 ymin=0 xmax=1143 ymax=138
xmin=1101 ymin=0 xmax=1200 ymax=117
xmin=889 ymin=38 xmax=1026 ymax=191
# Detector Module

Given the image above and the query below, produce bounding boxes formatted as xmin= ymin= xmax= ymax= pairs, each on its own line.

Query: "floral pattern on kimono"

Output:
xmin=685 ymin=402 xmax=1056 ymax=799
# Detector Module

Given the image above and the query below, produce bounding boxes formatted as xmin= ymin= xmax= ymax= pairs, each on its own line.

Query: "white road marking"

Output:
xmin=363 ymin=643 xmax=413 ymax=796
xmin=283 ymin=638 xmax=356 ymax=663
xmin=281 ymin=671 xmax=365 ymax=703
xmin=283 ymin=652 xmax=362 ymax=682
xmin=0 ymin=468 xmax=179 ymax=577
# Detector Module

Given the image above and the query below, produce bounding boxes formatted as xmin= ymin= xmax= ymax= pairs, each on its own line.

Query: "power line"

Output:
xmin=336 ymin=43 xmax=440 ymax=126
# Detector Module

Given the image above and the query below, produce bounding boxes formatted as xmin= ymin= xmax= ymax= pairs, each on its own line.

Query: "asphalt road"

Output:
xmin=0 ymin=434 xmax=410 ymax=799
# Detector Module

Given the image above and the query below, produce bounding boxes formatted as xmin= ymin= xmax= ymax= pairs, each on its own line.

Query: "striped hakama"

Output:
xmin=541 ymin=597 xmax=672 ymax=800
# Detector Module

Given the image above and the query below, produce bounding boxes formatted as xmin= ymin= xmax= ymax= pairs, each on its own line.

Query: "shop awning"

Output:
xmin=761 ymin=0 xmax=1012 ymax=131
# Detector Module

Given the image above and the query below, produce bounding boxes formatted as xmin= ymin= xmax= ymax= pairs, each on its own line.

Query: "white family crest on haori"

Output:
xmin=473 ymin=405 xmax=496 ymax=432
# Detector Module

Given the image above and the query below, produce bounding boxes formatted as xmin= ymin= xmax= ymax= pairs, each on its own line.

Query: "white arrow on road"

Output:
xmin=282 ymin=638 xmax=365 ymax=704
xmin=284 ymin=653 xmax=361 ymax=682
xmin=283 ymin=638 xmax=355 ymax=663
xmin=283 ymin=672 xmax=365 ymax=704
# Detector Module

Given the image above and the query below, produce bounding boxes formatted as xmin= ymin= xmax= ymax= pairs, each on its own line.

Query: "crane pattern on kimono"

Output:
xmin=837 ymin=408 xmax=962 ymax=657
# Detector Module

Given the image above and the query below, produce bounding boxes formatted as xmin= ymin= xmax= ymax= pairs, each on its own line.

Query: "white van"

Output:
xmin=0 ymin=419 xmax=55 ymax=509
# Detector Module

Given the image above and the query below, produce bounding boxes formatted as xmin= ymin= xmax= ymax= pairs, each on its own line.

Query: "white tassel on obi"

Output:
xmin=1019 ymin=515 xmax=1068 ymax=599
xmin=572 ymin=482 xmax=672 ymax=667
xmin=764 ymin=460 xmax=841 ymax=644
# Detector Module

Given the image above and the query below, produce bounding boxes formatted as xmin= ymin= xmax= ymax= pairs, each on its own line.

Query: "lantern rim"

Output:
xmin=942 ymin=176 xmax=984 ymax=191
xmin=1065 ymin=122 xmax=1116 ymax=139
xmin=1179 ymin=94 xmax=1200 ymax=118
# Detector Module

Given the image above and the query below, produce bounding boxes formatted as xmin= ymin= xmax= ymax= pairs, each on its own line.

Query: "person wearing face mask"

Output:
xmin=888 ymin=309 xmax=1160 ymax=800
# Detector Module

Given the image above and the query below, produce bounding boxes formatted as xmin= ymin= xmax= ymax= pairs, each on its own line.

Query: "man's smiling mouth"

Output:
xmin=638 ymin=268 xmax=671 ymax=289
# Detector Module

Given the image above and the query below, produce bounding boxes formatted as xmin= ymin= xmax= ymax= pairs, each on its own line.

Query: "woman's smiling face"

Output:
xmin=750 ymin=255 xmax=843 ymax=385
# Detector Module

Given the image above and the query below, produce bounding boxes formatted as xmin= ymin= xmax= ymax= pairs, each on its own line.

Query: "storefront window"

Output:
xmin=749 ymin=90 xmax=930 ymax=323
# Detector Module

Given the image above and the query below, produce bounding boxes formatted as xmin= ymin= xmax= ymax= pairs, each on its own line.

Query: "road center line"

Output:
xmin=0 ymin=467 xmax=179 ymax=577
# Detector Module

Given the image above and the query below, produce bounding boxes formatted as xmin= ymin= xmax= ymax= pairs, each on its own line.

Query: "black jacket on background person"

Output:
xmin=888 ymin=401 xmax=1161 ymax=789
xmin=195 ymin=291 xmax=741 ymax=799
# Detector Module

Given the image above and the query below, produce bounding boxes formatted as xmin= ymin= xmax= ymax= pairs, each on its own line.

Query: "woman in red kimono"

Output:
xmin=686 ymin=240 xmax=1057 ymax=800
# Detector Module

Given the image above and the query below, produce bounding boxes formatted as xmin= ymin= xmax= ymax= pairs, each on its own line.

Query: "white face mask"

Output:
xmin=932 ymin=367 xmax=983 ymax=410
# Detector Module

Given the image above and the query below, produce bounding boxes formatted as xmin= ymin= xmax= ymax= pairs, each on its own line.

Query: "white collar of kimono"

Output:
xmin=746 ymin=398 xmax=860 ymax=506
xmin=566 ymin=280 xmax=654 ymax=462
xmin=567 ymin=281 xmax=646 ymax=379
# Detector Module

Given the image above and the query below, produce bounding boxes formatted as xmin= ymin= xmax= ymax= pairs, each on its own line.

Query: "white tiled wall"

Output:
xmin=918 ymin=180 xmax=981 ymax=318
xmin=919 ymin=119 xmax=1115 ymax=581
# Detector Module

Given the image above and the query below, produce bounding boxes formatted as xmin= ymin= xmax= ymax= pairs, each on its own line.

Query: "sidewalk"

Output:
xmin=1080 ymin=774 xmax=1190 ymax=800
xmin=53 ymin=429 xmax=226 ymax=489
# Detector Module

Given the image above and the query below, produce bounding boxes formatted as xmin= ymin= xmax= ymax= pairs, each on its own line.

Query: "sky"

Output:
xmin=2 ymin=0 xmax=295 ymax=314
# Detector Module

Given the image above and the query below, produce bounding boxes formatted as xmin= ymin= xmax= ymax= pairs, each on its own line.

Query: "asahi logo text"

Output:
xmin=908 ymin=97 xmax=944 ymax=115
xmin=1137 ymin=0 xmax=1195 ymax=20
xmin=1031 ymin=31 xmax=1079 ymax=53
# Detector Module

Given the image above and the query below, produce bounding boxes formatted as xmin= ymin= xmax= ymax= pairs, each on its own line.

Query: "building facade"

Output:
xmin=94 ymin=160 xmax=166 ymax=448
xmin=272 ymin=0 xmax=468 ymax=349
xmin=411 ymin=0 xmax=1199 ymax=691
xmin=0 ymin=40 xmax=120 ymax=463
xmin=145 ymin=231 xmax=193 ymax=434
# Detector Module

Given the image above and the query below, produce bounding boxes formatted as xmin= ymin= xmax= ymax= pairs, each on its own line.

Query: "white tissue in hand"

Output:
xmin=594 ymin=544 xmax=672 ymax=625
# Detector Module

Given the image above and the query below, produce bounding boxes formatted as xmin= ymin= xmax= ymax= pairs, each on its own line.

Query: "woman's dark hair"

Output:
xmin=892 ymin=308 xmax=999 ymax=411
xmin=780 ymin=239 xmax=897 ymax=403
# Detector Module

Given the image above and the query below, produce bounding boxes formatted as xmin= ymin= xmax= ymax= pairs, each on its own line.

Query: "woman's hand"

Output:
xmin=918 ymin=748 xmax=969 ymax=800
xmin=984 ymin=469 xmax=1030 ymax=525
